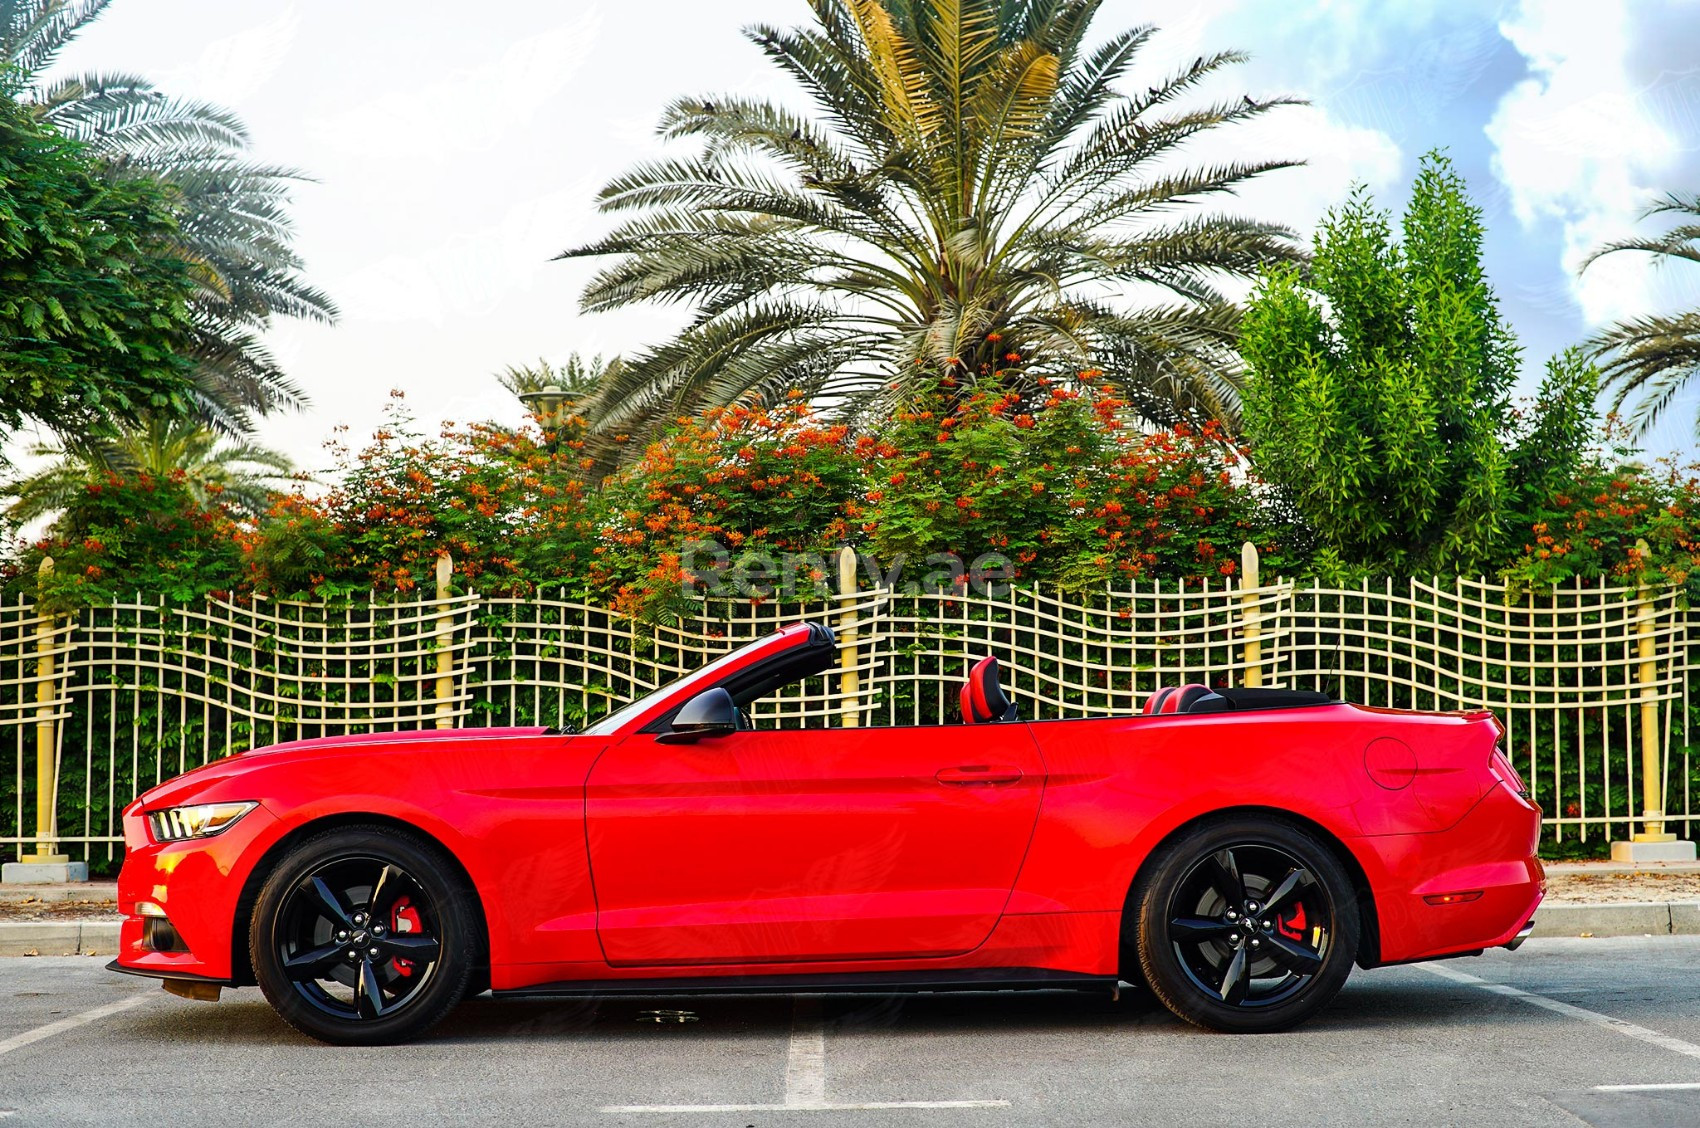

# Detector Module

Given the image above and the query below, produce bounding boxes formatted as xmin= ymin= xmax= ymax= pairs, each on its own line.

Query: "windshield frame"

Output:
xmin=578 ymin=630 xmax=795 ymax=737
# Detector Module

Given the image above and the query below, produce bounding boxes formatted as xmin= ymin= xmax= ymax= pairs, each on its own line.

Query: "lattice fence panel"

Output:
xmin=0 ymin=571 xmax=1694 ymax=864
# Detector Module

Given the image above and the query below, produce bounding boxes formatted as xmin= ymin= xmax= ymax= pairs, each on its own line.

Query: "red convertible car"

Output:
xmin=110 ymin=621 xmax=1543 ymax=1044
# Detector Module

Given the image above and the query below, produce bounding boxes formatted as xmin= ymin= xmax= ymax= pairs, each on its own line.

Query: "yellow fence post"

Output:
xmin=1635 ymin=541 xmax=1674 ymax=844
xmin=434 ymin=552 xmax=456 ymax=730
xmin=837 ymin=547 xmax=860 ymax=729
xmin=1239 ymin=542 xmax=1263 ymax=689
xmin=1612 ymin=541 xmax=1694 ymax=861
xmin=6 ymin=557 xmax=80 ymax=881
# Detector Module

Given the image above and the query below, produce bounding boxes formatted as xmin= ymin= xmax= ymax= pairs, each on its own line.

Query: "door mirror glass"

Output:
xmin=659 ymin=687 xmax=739 ymax=744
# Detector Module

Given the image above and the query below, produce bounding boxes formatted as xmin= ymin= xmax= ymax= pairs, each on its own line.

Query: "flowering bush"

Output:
xmin=1501 ymin=449 xmax=1700 ymax=599
xmin=31 ymin=385 xmax=1700 ymax=624
xmin=249 ymin=396 xmax=599 ymax=599
xmin=865 ymin=377 xmax=1283 ymax=589
xmin=594 ymin=397 xmax=862 ymax=617
xmin=8 ymin=472 xmax=245 ymax=610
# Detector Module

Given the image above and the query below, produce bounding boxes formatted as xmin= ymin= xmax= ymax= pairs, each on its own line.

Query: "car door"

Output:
xmin=584 ymin=721 xmax=1045 ymax=966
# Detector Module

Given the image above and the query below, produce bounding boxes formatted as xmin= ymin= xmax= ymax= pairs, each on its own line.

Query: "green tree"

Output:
xmin=1239 ymin=152 xmax=1597 ymax=575
xmin=0 ymin=95 xmax=198 ymax=437
xmin=1583 ymin=192 xmax=1700 ymax=436
xmin=2 ymin=0 xmax=338 ymax=430
xmin=561 ymin=0 xmax=1303 ymax=446
xmin=4 ymin=414 xmax=292 ymax=523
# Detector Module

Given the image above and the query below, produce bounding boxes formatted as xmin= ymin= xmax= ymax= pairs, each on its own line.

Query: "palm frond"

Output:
xmin=1 ymin=0 xmax=111 ymax=79
xmin=36 ymin=72 xmax=250 ymax=151
xmin=1587 ymin=310 xmax=1700 ymax=436
xmin=6 ymin=411 xmax=292 ymax=522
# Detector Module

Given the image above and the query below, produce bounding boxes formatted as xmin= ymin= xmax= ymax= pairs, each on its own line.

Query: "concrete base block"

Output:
xmin=1 ymin=860 xmax=88 ymax=885
xmin=1610 ymin=840 xmax=1699 ymax=864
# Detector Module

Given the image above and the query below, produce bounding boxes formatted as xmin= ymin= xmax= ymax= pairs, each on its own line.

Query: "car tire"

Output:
xmin=1131 ymin=817 xmax=1359 ymax=1033
xmin=250 ymin=824 xmax=480 ymax=1045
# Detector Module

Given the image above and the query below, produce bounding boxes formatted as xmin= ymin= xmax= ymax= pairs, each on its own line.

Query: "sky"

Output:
xmin=35 ymin=0 xmax=1700 ymax=472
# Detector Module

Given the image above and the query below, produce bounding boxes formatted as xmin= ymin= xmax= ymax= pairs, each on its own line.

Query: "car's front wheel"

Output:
xmin=250 ymin=825 xmax=480 ymax=1045
xmin=1131 ymin=817 xmax=1359 ymax=1033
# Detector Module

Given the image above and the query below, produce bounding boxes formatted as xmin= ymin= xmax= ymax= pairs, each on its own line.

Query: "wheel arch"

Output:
xmin=228 ymin=811 xmax=492 ymax=989
xmin=1118 ymin=805 xmax=1382 ymax=974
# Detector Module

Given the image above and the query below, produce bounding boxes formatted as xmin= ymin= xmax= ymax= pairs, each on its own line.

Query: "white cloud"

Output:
xmin=1103 ymin=0 xmax=1406 ymax=241
xmin=1486 ymin=0 xmax=1681 ymax=324
xmin=150 ymin=5 xmax=301 ymax=105
xmin=306 ymin=10 xmax=603 ymax=159
xmin=329 ymin=184 xmax=596 ymax=324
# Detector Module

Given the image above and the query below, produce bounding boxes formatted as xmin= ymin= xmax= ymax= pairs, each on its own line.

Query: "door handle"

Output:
xmin=936 ymin=765 xmax=1024 ymax=786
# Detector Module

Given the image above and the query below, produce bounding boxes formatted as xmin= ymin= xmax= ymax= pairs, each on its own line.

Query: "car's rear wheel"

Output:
xmin=1131 ymin=818 xmax=1359 ymax=1033
xmin=250 ymin=825 xmax=479 ymax=1045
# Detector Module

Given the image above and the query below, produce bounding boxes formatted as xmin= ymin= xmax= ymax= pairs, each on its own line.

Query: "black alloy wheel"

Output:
xmin=251 ymin=825 xmax=479 ymax=1044
xmin=1130 ymin=818 xmax=1359 ymax=1033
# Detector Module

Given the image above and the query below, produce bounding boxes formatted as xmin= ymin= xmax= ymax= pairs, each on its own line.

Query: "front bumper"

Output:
xmin=106 ymin=958 xmax=234 ymax=987
xmin=109 ymin=800 xmax=281 ymax=984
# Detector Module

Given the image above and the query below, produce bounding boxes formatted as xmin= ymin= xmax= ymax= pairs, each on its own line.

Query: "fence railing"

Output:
xmin=3 ymin=546 xmax=1694 ymax=866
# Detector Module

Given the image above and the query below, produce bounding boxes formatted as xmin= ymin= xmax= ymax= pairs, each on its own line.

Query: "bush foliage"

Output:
xmin=1240 ymin=153 xmax=1599 ymax=577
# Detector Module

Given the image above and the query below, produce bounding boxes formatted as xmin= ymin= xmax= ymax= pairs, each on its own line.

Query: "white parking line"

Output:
xmin=1417 ymin=961 xmax=1700 ymax=1062
xmin=783 ymin=997 xmax=830 ymax=1108
xmin=1594 ymin=1083 xmax=1700 ymax=1092
xmin=0 ymin=994 xmax=151 ymax=1059
xmin=601 ymin=996 xmax=1010 ymax=1114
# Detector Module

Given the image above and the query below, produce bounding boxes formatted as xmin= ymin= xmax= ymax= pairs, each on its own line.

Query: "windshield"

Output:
xmin=579 ymin=634 xmax=777 ymax=736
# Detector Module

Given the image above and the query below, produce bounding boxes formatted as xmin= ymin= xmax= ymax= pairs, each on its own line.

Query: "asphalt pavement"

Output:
xmin=4 ymin=938 xmax=1700 ymax=1126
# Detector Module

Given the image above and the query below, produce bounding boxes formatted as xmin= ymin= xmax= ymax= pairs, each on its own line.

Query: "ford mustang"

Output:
xmin=108 ymin=621 xmax=1543 ymax=1044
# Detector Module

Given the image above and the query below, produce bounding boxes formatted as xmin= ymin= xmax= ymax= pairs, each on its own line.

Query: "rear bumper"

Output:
xmin=1351 ymin=781 xmax=1545 ymax=966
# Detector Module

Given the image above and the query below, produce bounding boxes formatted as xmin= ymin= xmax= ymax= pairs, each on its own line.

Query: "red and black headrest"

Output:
xmin=960 ymin=656 xmax=1020 ymax=724
xmin=1144 ymin=684 xmax=1213 ymax=714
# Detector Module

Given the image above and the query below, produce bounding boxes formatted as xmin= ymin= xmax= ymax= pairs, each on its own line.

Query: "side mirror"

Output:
xmin=658 ymin=687 xmax=739 ymax=744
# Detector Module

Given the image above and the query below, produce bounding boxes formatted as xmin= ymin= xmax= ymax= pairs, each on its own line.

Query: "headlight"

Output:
xmin=148 ymin=801 xmax=258 ymax=843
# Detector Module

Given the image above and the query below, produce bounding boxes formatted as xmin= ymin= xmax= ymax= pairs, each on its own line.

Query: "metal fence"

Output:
xmin=3 ymin=547 xmax=1693 ymax=867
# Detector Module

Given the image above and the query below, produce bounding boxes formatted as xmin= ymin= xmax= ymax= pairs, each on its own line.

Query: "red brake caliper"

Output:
xmin=1276 ymin=902 xmax=1307 ymax=942
xmin=391 ymin=898 xmax=422 ymax=977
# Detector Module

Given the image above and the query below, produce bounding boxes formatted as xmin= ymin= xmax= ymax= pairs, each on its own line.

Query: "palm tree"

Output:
xmin=1584 ymin=192 xmax=1700 ymax=436
xmin=4 ymin=415 xmax=293 ymax=523
xmin=496 ymin=354 xmax=620 ymax=402
xmin=1 ymin=0 xmax=337 ymax=432
xmin=496 ymin=354 xmax=628 ymax=477
xmin=560 ymin=0 xmax=1304 ymax=444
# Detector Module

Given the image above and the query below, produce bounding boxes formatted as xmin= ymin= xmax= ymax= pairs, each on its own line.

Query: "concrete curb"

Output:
xmin=0 ymin=921 xmax=120 ymax=957
xmin=1533 ymin=901 xmax=1700 ymax=938
xmin=1545 ymin=861 xmax=1700 ymax=875
xmin=0 ymin=882 xmax=116 ymax=905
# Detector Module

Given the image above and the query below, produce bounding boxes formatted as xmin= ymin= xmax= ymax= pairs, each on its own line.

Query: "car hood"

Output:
xmin=133 ymin=726 xmax=558 ymax=811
